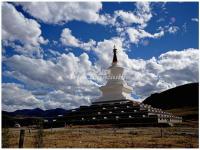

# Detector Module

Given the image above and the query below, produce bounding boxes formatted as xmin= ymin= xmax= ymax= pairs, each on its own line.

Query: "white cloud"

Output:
xmin=182 ymin=23 xmax=187 ymax=32
xmin=80 ymin=39 xmax=97 ymax=51
xmin=3 ymin=52 xmax=101 ymax=110
xmin=2 ymin=3 xmax=48 ymax=56
xmin=16 ymin=1 xmax=152 ymax=28
xmin=35 ymin=90 xmax=92 ymax=110
xmin=60 ymin=28 xmax=96 ymax=51
xmin=159 ymin=48 xmax=199 ymax=71
xmin=114 ymin=2 xmax=152 ymax=29
xmin=16 ymin=1 xmax=167 ymax=48
xmin=97 ymin=2 xmax=152 ymax=48
xmin=168 ymin=26 xmax=179 ymax=34
xmin=2 ymin=82 xmax=92 ymax=111
xmin=135 ymin=2 xmax=152 ymax=27
xmin=16 ymin=2 xmax=112 ymax=25
xmin=191 ymin=18 xmax=198 ymax=22
xmin=157 ymin=18 xmax=165 ymax=23
xmin=2 ymin=83 xmax=43 ymax=111
xmin=115 ymin=10 xmax=144 ymax=25
xmin=48 ymin=49 xmax=62 ymax=57
xmin=125 ymin=48 xmax=199 ymax=98
xmin=127 ymin=28 xmax=164 ymax=44
xmin=113 ymin=2 xmax=182 ymax=46
xmin=3 ymin=46 xmax=199 ymax=110
xmin=60 ymin=28 xmax=80 ymax=47
xmin=4 ymin=53 xmax=94 ymax=89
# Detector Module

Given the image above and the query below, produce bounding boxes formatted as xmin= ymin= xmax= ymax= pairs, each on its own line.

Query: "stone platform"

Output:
xmin=65 ymin=100 xmax=182 ymax=126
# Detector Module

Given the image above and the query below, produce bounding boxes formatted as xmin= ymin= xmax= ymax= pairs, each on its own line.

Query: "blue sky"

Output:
xmin=37 ymin=2 xmax=199 ymax=59
xmin=2 ymin=2 xmax=199 ymax=111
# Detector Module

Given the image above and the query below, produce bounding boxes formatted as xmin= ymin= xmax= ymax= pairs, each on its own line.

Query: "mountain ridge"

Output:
xmin=3 ymin=108 xmax=70 ymax=118
xmin=143 ymin=82 xmax=198 ymax=109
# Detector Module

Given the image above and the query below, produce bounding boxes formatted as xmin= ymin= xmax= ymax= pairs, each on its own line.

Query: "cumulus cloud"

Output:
xmin=60 ymin=28 xmax=80 ymax=47
xmin=114 ymin=2 xmax=153 ymax=41
xmin=125 ymin=48 xmax=199 ymax=98
xmin=35 ymin=90 xmax=92 ymax=110
xmin=3 ymin=46 xmax=199 ymax=110
xmin=115 ymin=10 xmax=146 ymax=25
xmin=191 ymin=18 xmax=198 ymax=22
xmin=157 ymin=18 xmax=165 ymax=23
xmin=60 ymin=28 xmax=96 ymax=51
xmin=3 ymin=52 xmax=101 ymax=111
xmin=16 ymin=2 xmax=113 ymax=25
xmin=127 ymin=28 xmax=164 ymax=44
xmin=2 ymin=3 xmax=48 ymax=56
xmin=4 ymin=53 xmax=96 ymax=89
xmin=16 ymin=1 xmax=166 ymax=48
xmin=115 ymin=2 xmax=152 ymax=27
xmin=2 ymin=83 xmax=92 ymax=111
xmin=16 ymin=1 xmax=151 ymax=28
xmin=167 ymin=26 xmax=179 ymax=34
xmin=135 ymin=2 xmax=152 ymax=27
xmin=113 ymin=2 xmax=182 ymax=46
xmin=2 ymin=83 xmax=42 ymax=111
xmin=158 ymin=49 xmax=199 ymax=84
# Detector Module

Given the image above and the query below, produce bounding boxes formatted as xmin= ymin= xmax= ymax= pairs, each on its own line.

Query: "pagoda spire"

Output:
xmin=112 ymin=45 xmax=118 ymax=64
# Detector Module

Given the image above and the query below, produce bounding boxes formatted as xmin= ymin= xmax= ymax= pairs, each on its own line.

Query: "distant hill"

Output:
xmin=3 ymin=108 xmax=69 ymax=118
xmin=143 ymin=83 xmax=198 ymax=109
xmin=143 ymin=83 xmax=199 ymax=122
xmin=2 ymin=108 xmax=71 ymax=128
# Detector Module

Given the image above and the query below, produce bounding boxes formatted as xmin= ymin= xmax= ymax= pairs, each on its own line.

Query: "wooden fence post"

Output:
xmin=160 ymin=128 xmax=163 ymax=138
xmin=19 ymin=129 xmax=25 ymax=148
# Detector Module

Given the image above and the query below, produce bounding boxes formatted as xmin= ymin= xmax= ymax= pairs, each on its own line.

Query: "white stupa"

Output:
xmin=93 ymin=46 xmax=133 ymax=105
xmin=67 ymin=46 xmax=182 ymax=126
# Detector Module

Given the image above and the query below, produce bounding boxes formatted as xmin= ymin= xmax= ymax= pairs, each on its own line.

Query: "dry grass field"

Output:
xmin=3 ymin=125 xmax=199 ymax=148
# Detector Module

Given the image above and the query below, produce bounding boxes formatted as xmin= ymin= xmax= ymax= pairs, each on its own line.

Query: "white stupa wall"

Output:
xmin=95 ymin=48 xmax=133 ymax=103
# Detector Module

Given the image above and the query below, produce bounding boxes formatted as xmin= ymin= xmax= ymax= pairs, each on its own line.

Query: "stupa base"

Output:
xmin=65 ymin=100 xmax=182 ymax=127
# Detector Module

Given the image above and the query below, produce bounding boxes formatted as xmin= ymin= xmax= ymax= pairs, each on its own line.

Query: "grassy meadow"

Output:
xmin=2 ymin=125 xmax=198 ymax=148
